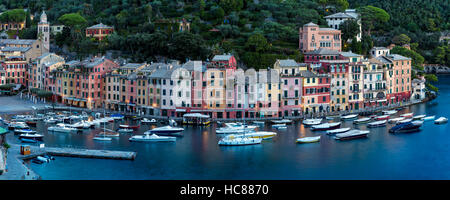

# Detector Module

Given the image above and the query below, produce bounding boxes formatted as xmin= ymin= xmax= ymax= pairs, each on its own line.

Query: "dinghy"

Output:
xmin=326 ymin=127 xmax=351 ymax=135
xmin=367 ymin=120 xmax=387 ymax=127
xmin=311 ymin=122 xmax=341 ymax=131
xmin=434 ymin=117 xmax=448 ymax=124
xmin=296 ymin=136 xmax=321 ymax=144
xmin=353 ymin=117 xmax=371 ymax=124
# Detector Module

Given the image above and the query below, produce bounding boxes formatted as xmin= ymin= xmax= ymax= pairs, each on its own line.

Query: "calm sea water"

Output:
xmin=5 ymin=76 xmax=450 ymax=180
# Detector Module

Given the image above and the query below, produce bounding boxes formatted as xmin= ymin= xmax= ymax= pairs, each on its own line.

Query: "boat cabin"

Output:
xmin=182 ymin=113 xmax=211 ymax=125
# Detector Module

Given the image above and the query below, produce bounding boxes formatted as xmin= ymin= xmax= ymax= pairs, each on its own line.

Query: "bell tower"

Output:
xmin=37 ymin=11 xmax=50 ymax=52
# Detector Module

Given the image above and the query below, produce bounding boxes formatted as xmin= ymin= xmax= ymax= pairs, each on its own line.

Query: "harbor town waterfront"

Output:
xmin=0 ymin=75 xmax=447 ymax=180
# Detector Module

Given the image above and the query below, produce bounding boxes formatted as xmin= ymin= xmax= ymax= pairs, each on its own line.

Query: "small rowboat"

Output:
xmin=326 ymin=127 xmax=351 ymax=135
xmin=435 ymin=117 xmax=448 ymax=124
xmin=368 ymin=120 xmax=387 ymax=127
xmin=296 ymin=136 xmax=321 ymax=144
xmin=335 ymin=130 xmax=369 ymax=140
xmin=311 ymin=122 xmax=341 ymax=131
xmin=412 ymin=115 xmax=426 ymax=120
xmin=341 ymin=114 xmax=358 ymax=120
xmin=389 ymin=117 xmax=405 ymax=124
xmin=423 ymin=116 xmax=435 ymax=121
xmin=400 ymin=113 xmax=413 ymax=118
xmin=375 ymin=115 xmax=390 ymax=120
xmin=353 ymin=117 xmax=371 ymax=124
xmin=119 ymin=124 xmax=140 ymax=130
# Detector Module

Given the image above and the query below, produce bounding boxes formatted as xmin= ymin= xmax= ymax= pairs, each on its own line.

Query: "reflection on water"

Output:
xmin=2 ymin=75 xmax=450 ymax=180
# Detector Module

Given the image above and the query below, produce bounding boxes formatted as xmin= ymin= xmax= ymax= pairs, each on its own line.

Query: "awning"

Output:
xmin=377 ymin=99 xmax=387 ymax=102
xmin=176 ymin=109 xmax=186 ymax=112
xmin=390 ymin=97 xmax=395 ymax=99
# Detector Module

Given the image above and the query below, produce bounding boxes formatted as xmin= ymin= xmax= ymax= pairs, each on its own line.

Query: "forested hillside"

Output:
xmin=0 ymin=0 xmax=448 ymax=68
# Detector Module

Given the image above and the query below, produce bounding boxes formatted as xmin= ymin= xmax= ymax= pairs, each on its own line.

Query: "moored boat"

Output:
xmin=353 ymin=117 xmax=371 ymax=124
xmin=20 ymin=138 xmax=38 ymax=143
xmin=303 ymin=118 xmax=322 ymax=126
xmin=296 ymin=136 xmax=321 ymax=144
xmin=341 ymin=114 xmax=358 ymax=120
xmin=117 ymin=128 xmax=134 ymax=133
xmin=119 ymin=124 xmax=140 ymax=130
xmin=271 ymin=119 xmax=292 ymax=124
xmin=400 ymin=113 xmax=414 ymax=118
xmin=367 ymin=120 xmax=387 ymax=127
xmin=218 ymin=137 xmax=262 ymax=146
xmin=311 ymin=122 xmax=341 ymax=131
xmin=19 ymin=133 xmax=44 ymax=141
xmin=148 ymin=126 xmax=184 ymax=136
xmin=434 ymin=117 xmax=448 ymax=124
xmin=335 ymin=130 xmax=369 ymax=140
xmin=423 ymin=116 xmax=435 ymax=121
xmin=14 ymin=129 xmax=37 ymax=135
xmin=25 ymin=121 xmax=37 ymax=127
xmin=223 ymin=131 xmax=277 ymax=140
xmin=412 ymin=114 xmax=426 ymax=120
xmin=272 ymin=123 xmax=286 ymax=128
xmin=48 ymin=123 xmax=79 ymax=133
xmin=382 ymin=110 xmax=397 ymax=115
xmin=326 ymin=127 xmax=351 ymax=135
xmin=388 ymin=117 xmax=405 ymax=124
xmin=141 ymin=118 xmax=157 ymax=124
xmin=396 ymin=118 xmax=413 ymax=125
xmin=129 ymin=132 xmax=176 ymax=142
xmin=375 ymin=115 xmax=390 ymax=120
xmin=252 ymin=121 xmax=265 ymax=125
xmin=389 ymin=121 xmax=423 ymax=133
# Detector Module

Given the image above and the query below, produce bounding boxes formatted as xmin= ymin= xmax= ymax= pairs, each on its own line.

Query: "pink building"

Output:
xmin=1 ymin=56 xmax=28 ymax=86
xmin=299 ymin=22 xmax=342 ymax=53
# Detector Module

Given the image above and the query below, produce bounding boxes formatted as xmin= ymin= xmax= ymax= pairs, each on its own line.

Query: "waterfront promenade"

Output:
xmin=0 ymin=144 xmax=40 ymax=180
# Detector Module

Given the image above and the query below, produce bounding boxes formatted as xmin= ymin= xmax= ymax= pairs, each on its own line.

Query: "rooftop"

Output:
xmin=304 ymin=48 xmax=340 ymax=55
xmin=86 ymin=23 xmax=113 ymax=29
xmin=212 ymin=54 xmax=234 ymax=61
xmin=0 ymin=39 xmax=36 ymax=45
xmin=339 ymin=51 xmax=362 ymax=57
xmin=277 ymin=59 xmax=300 ymax=67
xmin=0 ymin=46 xmax=31 ymax=52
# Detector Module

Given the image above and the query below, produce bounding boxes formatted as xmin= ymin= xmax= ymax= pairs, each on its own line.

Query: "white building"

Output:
xmin=370 ymin=47 xmax=390 ymax=58
xmin=324 ymin=9 xmax=361 ymax=41
xmin=411 ymin=77 xmax=426 ymax=101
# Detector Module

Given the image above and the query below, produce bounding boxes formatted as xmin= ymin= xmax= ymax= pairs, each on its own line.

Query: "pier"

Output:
xmin=21 ymin=146 xmax=137 ymax=160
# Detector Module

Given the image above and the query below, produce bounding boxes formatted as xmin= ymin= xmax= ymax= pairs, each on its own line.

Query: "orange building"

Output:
xmin=85 ymin=23 xmax=114 ymax=41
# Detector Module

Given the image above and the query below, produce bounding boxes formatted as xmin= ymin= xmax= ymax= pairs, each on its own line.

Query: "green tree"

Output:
xmin=245 ymin=33 xmax=270 ymax=53
xmin=0 ymin=8 xmax=26 ymax=22
xmin=58 ymin=13 xmax=88 ymax=27
xmin=168 ymin=32 xmax=210 ymax=61
xmin=219 ymin=0 xmax=244 ymax=14
xmin=358 ymin=5 xmax=390 ymax=35
xmin=392 ymin=34 xmax=411 ymax=45
xmin=339 ymin=19 xmax=360 ymax=42
xmin=390 ymin=46 xmax=425 ymax=69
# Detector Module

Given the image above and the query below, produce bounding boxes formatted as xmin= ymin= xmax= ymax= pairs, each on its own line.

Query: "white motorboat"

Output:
xmin=110 ymin=114 xmax=125 ymax=120
xmin=148 ymin=126 xmax=184 ymax=136
xmin=353 ymin=117 xmax=371 ymax=124
xmin=382 ymin=110 xmax=398 ymax=115
xmin=311 ymin=122 xmax=341 ymax=131
xmin=296 ymin=136 xmax=321 ymax=143
xmin=118 ymin=128 xmax=134 ymax=133
xmin=129 ymin=132 xmax=176 ymax=142
xmin=253 ymin=121 xmax=265 ymax=125
xmin=412 ymin=115 xmax=426 ymax=120
xmin=368 ymin=120 xmax=387 ymax=127
xmin=48 ymin=123 xmax=79 ymax=133
xmin=326 ymin=127 xmax=351 ymax=135
xmin=216 ymin=128 xmax=246 ymax=134
xmin=223 ymin=131 xmax=277 ymax=140
xmin=14 ymin=129 xmax=37 ymax=135
xmin=7 ymin=122 xmax=29 ymax=130
xmin=303 ymin=118 xmax=322 ymax=126
xmin=276 ymin=126 xmax=287 ymax=130
xmin=93 ymin=136 xmax=112 ymax=141
xmin=96 ymin=131 xmax=119 ymax=137
xmin=400 ymin=113 xmax=414 ymax=118
xmin=335 ymin=130 xmax=369 ymax=140
xmin=69 ymin=121 xmax=91 ymax=129
xmin=218 ymin=137 xmax=262 ymax=146
xmin=435 ymin=117 xmax=448 ymax=124
xmin=44 ymin=117 xmax=58 ymax=124
xmin=141 ymin=118 xmax=157 ymax=124
xmin=389 ymin=117 xmax=405 ymax=124
xmin=271 ymin=119 xmax=292 ymax=124
xmin=19 ymin=133 xmax=44 ymax=141
xmin=396 ymin=118 xmax=413 ymax=125
xmin=341 ymin=114 xmax=358 ymax=120
xmin=272 ymin=123 xmax=287 ymax=128
xmin=423 ymin=116 xmax=436 ymax=121
xmin=224 ymin=123 xmax=258 ymax=130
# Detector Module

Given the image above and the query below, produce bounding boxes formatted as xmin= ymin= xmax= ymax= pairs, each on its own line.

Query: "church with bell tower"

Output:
xmin=37 ymin=11 xmax=50 ymax=53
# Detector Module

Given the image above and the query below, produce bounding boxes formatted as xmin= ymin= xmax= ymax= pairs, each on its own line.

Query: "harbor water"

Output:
xmin=2 ymin=76 xmax=450 ymax=180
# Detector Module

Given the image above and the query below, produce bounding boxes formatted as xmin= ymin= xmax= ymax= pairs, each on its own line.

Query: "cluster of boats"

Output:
xmin=215 ymin=122 xmax=278 ymax=146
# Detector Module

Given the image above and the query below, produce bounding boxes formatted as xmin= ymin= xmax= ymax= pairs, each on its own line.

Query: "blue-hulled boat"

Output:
xmin=20 ymin=138 xmax=38 ymax=143
xmin=389 ymin=121 xmax=423 ymax=133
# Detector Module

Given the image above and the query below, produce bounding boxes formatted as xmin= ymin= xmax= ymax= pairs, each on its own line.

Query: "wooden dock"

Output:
xmin=22 ymin=146 xmax=137 ymax=160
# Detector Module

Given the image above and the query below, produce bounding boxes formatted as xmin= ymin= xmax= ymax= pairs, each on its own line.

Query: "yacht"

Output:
xmin=48 ymin=123 xmax=79 ymax=133
xmin=129 ymin=132 xmax=176 ymax=142
xmin=147 ymin=126 xmax=184 ymax=136
xmin=390 ymin=121 xmax=423 ymax=133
